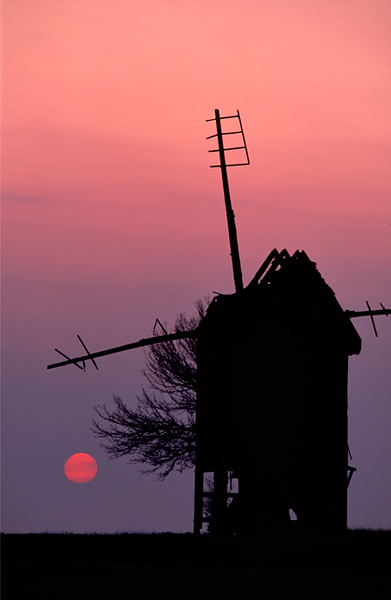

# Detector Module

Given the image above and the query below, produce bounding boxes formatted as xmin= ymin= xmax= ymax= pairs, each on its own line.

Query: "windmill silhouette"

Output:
xmin=48 ymin=109 xmax=390 ymax=534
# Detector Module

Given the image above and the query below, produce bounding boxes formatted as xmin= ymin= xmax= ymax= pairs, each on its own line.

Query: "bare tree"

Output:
xmin=92 ymin=300 xmax=208 ymax=479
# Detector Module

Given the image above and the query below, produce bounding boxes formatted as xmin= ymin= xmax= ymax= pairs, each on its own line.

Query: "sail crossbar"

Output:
xmin=47 ymin=329 xmax=197 ymax=370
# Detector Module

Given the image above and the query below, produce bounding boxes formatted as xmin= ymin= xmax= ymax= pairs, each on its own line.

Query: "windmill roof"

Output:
xmin=201 ymin=249 xmax=361 ymax=356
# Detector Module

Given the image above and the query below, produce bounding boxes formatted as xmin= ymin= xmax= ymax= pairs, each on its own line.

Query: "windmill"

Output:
xmin=48 ymin=110 xmax=390 ymax=535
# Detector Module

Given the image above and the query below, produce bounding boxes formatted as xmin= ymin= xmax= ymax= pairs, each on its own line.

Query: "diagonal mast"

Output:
xmin=207 ymin=109 xmax=250 ymax=293
xmin=215 ymin=109 xmax=243 ymax=292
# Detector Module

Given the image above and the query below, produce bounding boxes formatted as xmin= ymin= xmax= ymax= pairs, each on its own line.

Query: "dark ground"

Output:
xmin=2 ymin=530 xmax=391 ymax=599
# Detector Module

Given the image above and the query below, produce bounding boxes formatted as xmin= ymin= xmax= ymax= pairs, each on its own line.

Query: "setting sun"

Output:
xmin=64 ymin=453 xmax=98 ymax=484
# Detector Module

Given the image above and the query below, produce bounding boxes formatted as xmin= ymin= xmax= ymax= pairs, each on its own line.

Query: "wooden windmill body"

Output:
xmin=195 ymin=248 xmax=361 ymax=534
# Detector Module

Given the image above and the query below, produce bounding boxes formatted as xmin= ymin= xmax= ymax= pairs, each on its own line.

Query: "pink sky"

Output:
xmin=2 ymin=0 xmax=391 ymax=533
